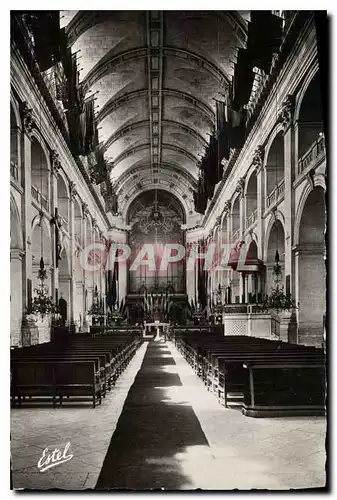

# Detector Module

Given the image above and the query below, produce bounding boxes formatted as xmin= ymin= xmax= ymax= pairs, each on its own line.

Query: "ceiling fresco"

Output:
xmin=61 ymin=10 xmax=249 ymax=217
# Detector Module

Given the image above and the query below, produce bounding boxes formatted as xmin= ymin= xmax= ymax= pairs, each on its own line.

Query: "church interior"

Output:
xmin=10 ymin=10 xmax=327 ymax=490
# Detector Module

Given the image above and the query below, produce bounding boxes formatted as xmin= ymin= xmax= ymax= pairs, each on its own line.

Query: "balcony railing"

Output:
xmin=298 ymin=134 xmax=326 ymax=175
xmin=31 ymin=185 xmax=49 ymax=211
xmin=10 ymin=160 xmax=19 ymax=181
xmin=266 ymin=179 xmax=285 ymax=209
xmin=246 ymin=208 xmax=258 ymax=229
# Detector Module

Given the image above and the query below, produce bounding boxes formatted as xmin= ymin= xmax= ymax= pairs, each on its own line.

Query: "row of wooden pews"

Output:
xmin=173 ymin=328 xmax=326 ymax=417
xmin=11 ymin=330 xmax=142 ymax=408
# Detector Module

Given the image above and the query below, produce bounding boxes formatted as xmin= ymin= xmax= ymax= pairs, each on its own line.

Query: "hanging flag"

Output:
xmin=224 ymin=103 xmax=247 ymax=150
xmin=216 ymin=100 xmax=230 ymax=175
xmin=232 ymin=48 xmax=254 ymax=110
xmin=197 ymin=242 xmax=207 ymax=308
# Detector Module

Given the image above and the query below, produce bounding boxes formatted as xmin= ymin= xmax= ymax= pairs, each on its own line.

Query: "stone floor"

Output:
xmin=11 ymin=340 xmax=327 ymax=491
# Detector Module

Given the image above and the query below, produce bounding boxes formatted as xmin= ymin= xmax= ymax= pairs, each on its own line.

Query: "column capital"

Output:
xmin=19 ymin=101 xmax=35 ymax=137
xmin=252 ymin=145 xmax=265 ymax=173
xmin=222 ymin=200 xmax=231 ymax=215
xmin=278 ymin=94 xmax=295 ymax=132
xmin=82 ymin=202 xmax=89 ymax=218
xmin=50 ymin=150 xmax=62 ymax=176
xmin=69 ymin=181 xmax=78 ymax=201
xmin=235 ymin=177 xmax=245 ymax=197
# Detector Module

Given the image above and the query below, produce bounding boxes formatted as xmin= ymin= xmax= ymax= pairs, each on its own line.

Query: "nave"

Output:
xmin=11 ymin=340 xmax=326 ymax=491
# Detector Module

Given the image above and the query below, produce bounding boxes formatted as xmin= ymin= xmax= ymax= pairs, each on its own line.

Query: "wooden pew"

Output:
xmin=11 ymin=360 xmax=102 ymax=408
xmin=242 ymin=360 xmax=326 ymax=417
xmin=173 ymin=330 xmax=326 ymax=417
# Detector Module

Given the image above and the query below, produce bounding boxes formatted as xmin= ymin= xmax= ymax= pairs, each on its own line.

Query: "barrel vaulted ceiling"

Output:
xmin=61 ymin=10 xmax=249 ymax=217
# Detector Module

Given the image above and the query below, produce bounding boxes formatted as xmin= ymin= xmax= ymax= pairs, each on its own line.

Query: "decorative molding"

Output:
xmin=69 ymin=181 xmax=78 ymax=200
xmin=50 ymin=150 xmax=61 ymax=176
xmin=252 ymin=145 xmax=264 ymax=173
xmin=223 ymin=200 xmax=231 ymax=214
xmin=19 ymin=101 xmax=35 ymax=136
xmin=278 ymin=94 xmax=295 ymax=131
xmin=235 ymin=177 xmax=245 ymax=197
xmin=82 ymin=202 xmax=89 ymax=218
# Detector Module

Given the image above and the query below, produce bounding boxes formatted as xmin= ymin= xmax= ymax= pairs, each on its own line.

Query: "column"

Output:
xmin=278 ymin=94 xmax=295 ymax=296
xmin=10 ymin=249 xmax=25 ymax=346
xmin=20 ymin=104 xmax=34 ymax=313
xmin=256 ymin=167 xmax=263 ymax=260
xmin=50 ymin=151 xmax=60 ymax=303
xmin=68 ymin=181 xmax=77 ymax=327
xmin=82 ymin=205 xmax=90 ymax=331
xmin=283 ymin=124 xmax=295 ymax=295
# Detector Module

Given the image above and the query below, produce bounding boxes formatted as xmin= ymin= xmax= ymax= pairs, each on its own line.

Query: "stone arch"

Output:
xmin=296 ymin=186 xmax=325 ymax=346
xmin=231 ymin=195 xmax=241 ymax=242
xmin=245 ymin=169 xmax=258 ymax=228
xmin=58 ymin=241 xmax=71 ymax=325
xmin=10 ymin=195 xmax=23 ymax=249
xmin=263 ymin=122 xmax=284 ymax=164
xmin=265 ymin=219 xmax=285 ymax=296
xmin=122 ymin=185 xmax=189 ymax=223
xmin=73 ymin=196 xmax=83 ymax=246
xmin=31 ymin=217 xmax=53 ymax=299
xmin=31 ymin=217 xmax=53 ymax=265
xmin=296 ymin=71 xmax=324 ymax=160
xmin=10 ymin=93 xmax=22 ymax=130
xmin=294 ymin=62 xmax=320 ymax=123
xmin=57 ymin=172 xmax=70 ymax=228
xmin=30 ymin=134 xmax=50 ymax=205
xmin=263 ymin=210 xmax=285 ymax=262
xmin=10 ymin=99 xmax=21 ymax=179
xmin=263 ymin=130 xmax=284 ymax=203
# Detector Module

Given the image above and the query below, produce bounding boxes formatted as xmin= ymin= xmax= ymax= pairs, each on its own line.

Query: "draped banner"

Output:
xmin=232 ymin=48 xmax=254 ymax=110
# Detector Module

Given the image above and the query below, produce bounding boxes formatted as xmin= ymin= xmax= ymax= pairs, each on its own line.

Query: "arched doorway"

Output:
xmin=297 ymin=186 xmax=325 ymax=346
xmin=127 ymin=189 xmax=186 ymax=295
xmin=266 ymin=220 xmax=285 ymax=296
xmin=31 ymin=218 xmax=53 ymax=293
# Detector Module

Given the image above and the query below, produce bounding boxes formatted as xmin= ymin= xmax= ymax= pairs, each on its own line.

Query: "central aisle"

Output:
xmin=96 ymin=341 xmax=211 ymax=490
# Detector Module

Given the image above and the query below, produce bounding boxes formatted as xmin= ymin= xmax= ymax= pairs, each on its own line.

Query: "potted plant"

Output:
xmin=25 ymin=258 xmax=59 ymax=344
xmin=257 ymin=252 xmax=298 ymax=341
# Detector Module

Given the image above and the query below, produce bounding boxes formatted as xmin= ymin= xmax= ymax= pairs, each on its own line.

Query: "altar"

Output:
xmin=143 ymin=321 xmax=170 ymax=341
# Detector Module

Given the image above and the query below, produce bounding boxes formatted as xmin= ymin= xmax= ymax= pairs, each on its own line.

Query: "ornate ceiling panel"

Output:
xmin=100 ymin=96 xmax=148 ymax=146
xmin=165 ymin=11 xmax=245 ymax=77
xmin=61 ymin=10 xmax=249 ymax=222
